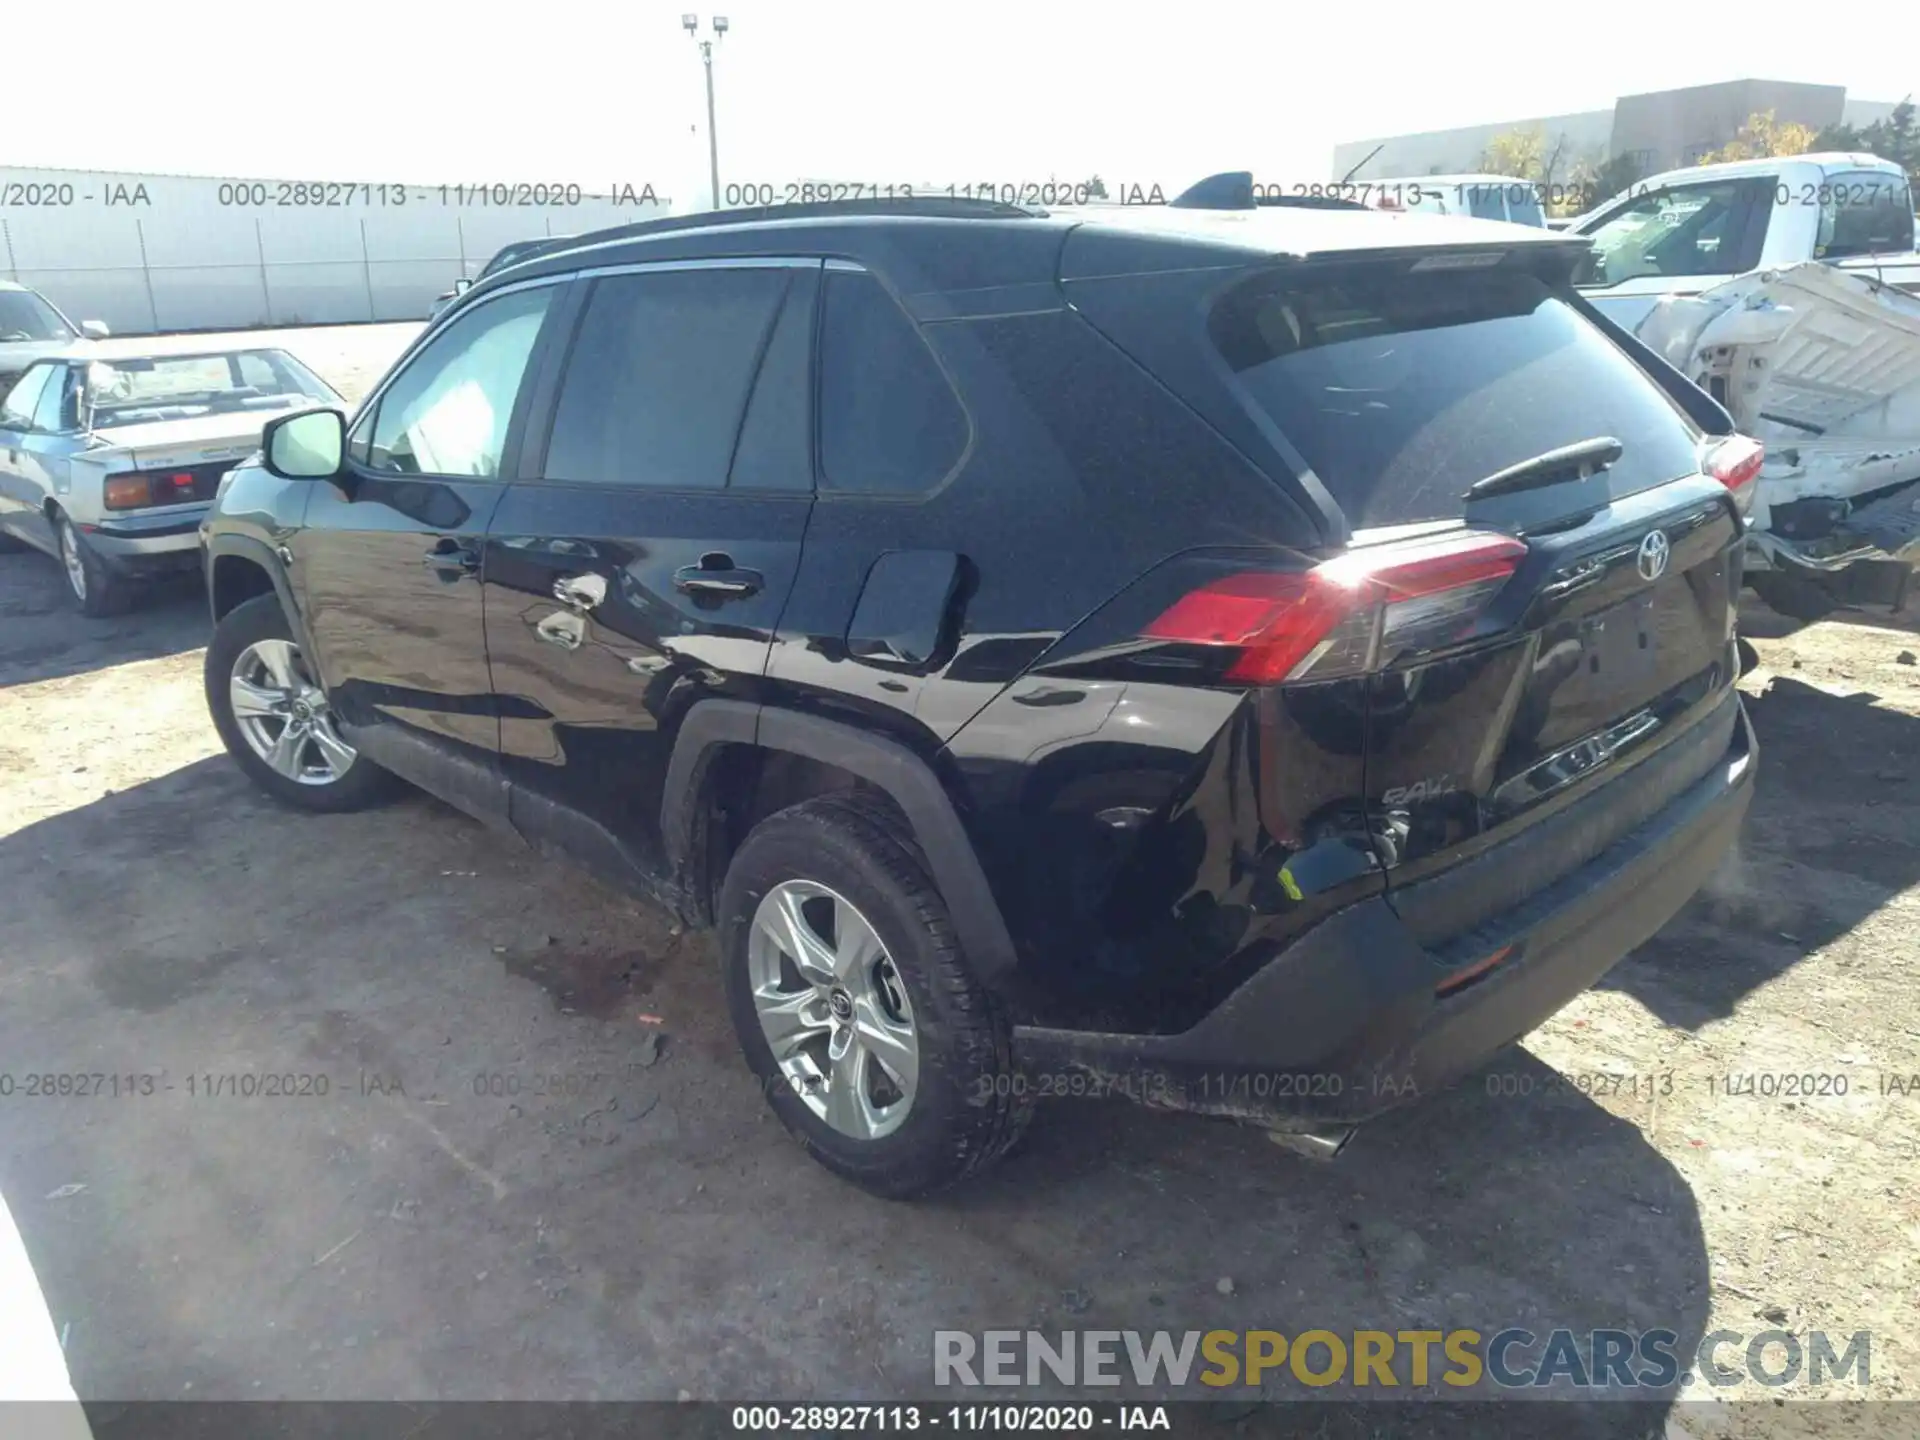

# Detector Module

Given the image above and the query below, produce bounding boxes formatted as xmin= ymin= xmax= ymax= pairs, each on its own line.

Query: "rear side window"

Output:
xmin=543 ymin=267 xmax=788 ymax=489
xmin=1818 ymin=171 xmax=1916 ymax=259
xmin=818 ymin=270 xmax=967 ymax=493
xmin=1209 ymin=265 xmax=1703 ymax=528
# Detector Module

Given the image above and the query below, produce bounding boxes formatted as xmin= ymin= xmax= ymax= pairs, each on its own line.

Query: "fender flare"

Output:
xmin=661 ymin=700 xmax=1020 ymax=980
xmin=204 ymin=532 xmax=317 ymax=659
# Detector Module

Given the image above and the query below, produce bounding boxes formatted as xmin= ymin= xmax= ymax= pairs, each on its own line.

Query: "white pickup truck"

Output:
xmin=1572 ymin=153 xmax=1919 ymax=328
xmin=1571 ymin=154 xmax=1920 ymax=618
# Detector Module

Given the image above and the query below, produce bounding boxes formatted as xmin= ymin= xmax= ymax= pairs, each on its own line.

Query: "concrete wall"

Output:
xmin=1841 ymin=97 xmax=1903 ymax=129
xmin=1333 ymin=112 xmax=1613 ymax=181
xmin=0 ymin=169 xmax=671 ymax=335
xmin=1332 ymin=82 xmax=1901 ymax=181
xmin=1611 ymin=80 xmax=1847 ymax=171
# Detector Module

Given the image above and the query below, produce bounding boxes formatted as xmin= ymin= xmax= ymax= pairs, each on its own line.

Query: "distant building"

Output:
xmin=1333 ymin=80 xmax=1904 ymax=182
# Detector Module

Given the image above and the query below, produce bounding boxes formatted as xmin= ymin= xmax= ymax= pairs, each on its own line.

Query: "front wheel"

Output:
xmin=719 ymin=794 xmax=1030 ymax=1198
xmin=205 ymin=593 xmax=401 ymax=812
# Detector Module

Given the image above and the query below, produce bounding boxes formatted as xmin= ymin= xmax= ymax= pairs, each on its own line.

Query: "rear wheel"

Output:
xmin=205 ymin=593 xmax=401 ymax=812
xmin=719 ymin=794 xmax=1029 ymax=1198
xmin=55 ymin=513 xmax=133 ymax=617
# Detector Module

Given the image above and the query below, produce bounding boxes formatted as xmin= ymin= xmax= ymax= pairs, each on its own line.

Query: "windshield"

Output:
xmin=86 ymin=349 xmax=339 ymax=428
xmin=0 ymin=290 xmax=76 ymax=344
xmin=1210 ymin=264 xmax=1703 ymax=528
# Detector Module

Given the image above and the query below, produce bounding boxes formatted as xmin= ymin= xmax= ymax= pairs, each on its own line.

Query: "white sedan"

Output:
xmin=0 ymin=343 xmax=341 ymax=614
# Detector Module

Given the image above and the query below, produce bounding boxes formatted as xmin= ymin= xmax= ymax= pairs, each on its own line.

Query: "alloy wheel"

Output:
xmin=59 ymin=521 xmax=87 ymax=602
xmin=228 ymin=639 xmax=357 ymax=786
xmin=747 ymin=879 xmax=919 ymax=1140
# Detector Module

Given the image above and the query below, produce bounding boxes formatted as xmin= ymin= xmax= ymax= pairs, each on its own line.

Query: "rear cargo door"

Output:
xmin=1208 ymin=259 xmax=1748 ymax=944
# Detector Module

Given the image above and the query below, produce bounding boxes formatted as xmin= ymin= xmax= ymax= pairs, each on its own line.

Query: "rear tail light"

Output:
xmin=1143 ymin=530 xmax=1528 ymax=685
xmin=102 ymin=470 xmax=199 ymax=510
xmin=102 ymin=472 xmax=151 ymax=510
xmin=1704 ymin=435 xmax=1763 ymax=517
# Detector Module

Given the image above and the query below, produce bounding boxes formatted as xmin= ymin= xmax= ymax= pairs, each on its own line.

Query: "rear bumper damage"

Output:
xmin=1634 ymin=261 xmax=1920 ymax=605
xmin=1011 ymin=699 xmax=1756 ymax=1141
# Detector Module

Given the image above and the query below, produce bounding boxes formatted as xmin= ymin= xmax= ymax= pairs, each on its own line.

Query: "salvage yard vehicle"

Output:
xmin=1573 ymin=154 xmax=1920 ymax=620
xmin=200 ymin=197 xmax=1758 ymax=1197
xmin=0 ymin=344 xmax=341 ymax=614
xmin=1572 ymin=153 xmax=1918 ymax=329
xmin=0 ymin=280 xmax=109 ymax=393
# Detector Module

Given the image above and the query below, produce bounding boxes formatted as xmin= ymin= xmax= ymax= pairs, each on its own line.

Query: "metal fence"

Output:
xmin=2 ymin=169 xmax=673 ymax=334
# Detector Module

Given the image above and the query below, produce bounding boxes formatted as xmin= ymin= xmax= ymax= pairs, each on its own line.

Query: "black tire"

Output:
xmin=718 ymin=792 xmax=1030 ymax=1198
xmin=1736 ymin=635 xmax=1761 ymax=676
xmin=1749 ymin=571 xmax=1838 ymax=624
xmin=204 ymin=593 xmax=402 ymax=812
xmin=55 ymin=512 xmax=134 ymax=617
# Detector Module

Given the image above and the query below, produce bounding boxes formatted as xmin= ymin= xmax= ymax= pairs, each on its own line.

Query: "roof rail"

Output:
xmin=527 ymin=195 xmax=1042 ymax=260
xmin=1170 ymin=171 xmax=1370 ymax=212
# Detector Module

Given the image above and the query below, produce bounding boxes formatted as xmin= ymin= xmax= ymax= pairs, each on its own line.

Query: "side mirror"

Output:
xmin=452 ymin=278 xmax=474 ymax=295
xmin=79 ymin=320 xmax=110 ymax=339
xmin=262 ymin=408 xmax=346 ymax=480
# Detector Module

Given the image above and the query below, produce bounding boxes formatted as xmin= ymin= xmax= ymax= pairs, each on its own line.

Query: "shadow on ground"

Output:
xmin=0 ymin=552 xmax=207 ymax=690
xmin=1598 ymin=675 xmax=1920 ymax=1029
xmin=0 ymin=756 xmax=1708 ymax=1424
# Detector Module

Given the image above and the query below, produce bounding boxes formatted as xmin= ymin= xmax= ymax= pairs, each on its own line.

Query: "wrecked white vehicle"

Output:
xmin=1573 ymin=154 xmax=1920 ymax=618
xmin=1631 ymin=260 xmax=1920 ymax=619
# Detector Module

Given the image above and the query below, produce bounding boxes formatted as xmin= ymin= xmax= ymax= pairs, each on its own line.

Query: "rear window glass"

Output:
xmin=87 ymin=350 xmax=335 ymax=428
xmin=1209 ymin=265 xmax=1702 ymax=528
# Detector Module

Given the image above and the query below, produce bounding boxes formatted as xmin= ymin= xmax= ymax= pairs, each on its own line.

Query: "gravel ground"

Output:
xmin=0 ymin=323 xmax=1915 ymax=1438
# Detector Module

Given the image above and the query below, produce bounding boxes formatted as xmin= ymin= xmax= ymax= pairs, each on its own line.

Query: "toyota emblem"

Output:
xmin=1637 ymin=529 xmax=1670 ymax=582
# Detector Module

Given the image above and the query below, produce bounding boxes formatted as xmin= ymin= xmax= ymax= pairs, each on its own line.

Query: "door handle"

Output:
xmin=423 ymin=540 xmax=480 ymax=576
xmin=674 ymin=553 xmax=762 ymax=598
xmin=552 ymin=572 xmax=608 ymax=610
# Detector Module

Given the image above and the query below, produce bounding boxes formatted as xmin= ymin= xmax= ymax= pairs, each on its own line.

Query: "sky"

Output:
xmin=8 ymin=0 xmax=1915 ymax=206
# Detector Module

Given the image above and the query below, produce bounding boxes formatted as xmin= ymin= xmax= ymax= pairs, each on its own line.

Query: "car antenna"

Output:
xmin=1340 ymin=145 xmax=1383 ymax=185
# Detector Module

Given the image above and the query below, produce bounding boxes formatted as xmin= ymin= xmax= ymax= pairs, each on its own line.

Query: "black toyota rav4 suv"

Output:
xmin=201 ymin=196 xmax=1758 ymax=1197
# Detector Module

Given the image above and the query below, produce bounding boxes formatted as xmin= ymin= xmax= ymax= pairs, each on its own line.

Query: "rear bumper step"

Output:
xmin=1011 ymin=699 xmax=1756 ymax=1130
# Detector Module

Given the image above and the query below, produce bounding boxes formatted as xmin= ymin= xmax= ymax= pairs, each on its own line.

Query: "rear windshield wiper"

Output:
xmin=1462 ymin=436 xmax=1623 ymax=502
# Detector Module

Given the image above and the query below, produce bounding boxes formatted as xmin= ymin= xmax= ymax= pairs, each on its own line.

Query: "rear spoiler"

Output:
xmin=1171 ymin=171 xmax=1370 ymax=212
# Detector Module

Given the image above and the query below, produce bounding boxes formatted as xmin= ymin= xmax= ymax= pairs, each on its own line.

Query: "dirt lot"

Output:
xmin=1 ymin=324 xmax=1916 ymax=1436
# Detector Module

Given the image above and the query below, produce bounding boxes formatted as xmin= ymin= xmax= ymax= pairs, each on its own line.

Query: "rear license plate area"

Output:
xmin=1583 ymin=594 xmax=1658 ymax=686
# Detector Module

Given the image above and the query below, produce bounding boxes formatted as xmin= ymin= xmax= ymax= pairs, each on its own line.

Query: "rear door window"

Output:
xmin=1209 ymin=264 xmax=1704 ymax=528
xmin=542 ymin=267 xmax=788 ymax=489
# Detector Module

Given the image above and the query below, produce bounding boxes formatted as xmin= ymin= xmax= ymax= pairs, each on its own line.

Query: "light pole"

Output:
xmin=682 ymin=14 xmax=729 ymax=209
